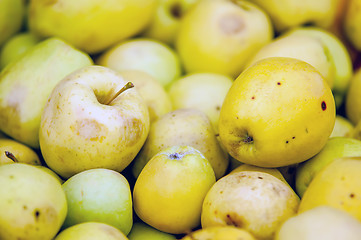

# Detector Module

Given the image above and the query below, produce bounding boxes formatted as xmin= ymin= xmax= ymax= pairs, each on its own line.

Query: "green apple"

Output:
xmin=0 ymin=32 xmax=41 ymax=69
xmin=330 ymin=115 xmax=354 ymax=138
xmin=28 ymin=0 xmax=157 ymax=54
xmin=0 ymin=0 xmax=25 ymax=46
xmin=283 ymin=26 xmax=353 ymax=108
xmin=295 ymin=137 xmax=361 ymax=197
xmin=346 ymin=67 xmax=361 ymax=125
xmin=245 ymin=33 xmax=335 ymax=89
xmin=131 ymin=108 xmax=229 ymax=180
xmin=142 ymin=0 xmax=200 ymax=45
xmin=62 ymin=168 xmax=132 ymax=235
xmin=0 ymin=37 xmax=93 ymax=148
xmin=133 ymin=145 xmax=216 ymax=234
xmin=167 ymin=72 xmax=233 ymax=134
xmin=298 ymin=157 xmax=361 ymax=221
xmin=0 ymin=163 xmax=67 ymax=240
xmin=343 ymin=0 xmax=361 ymax=50
xmin=54 ymin=222 xmax=128 ymax=240
xmin=276 ymin=206 xmax=361 ymax=240
xmin=0 ymin=138 xmax=41 ymax=165
xmin=127 ymin=222 xmax=176 ymax=240
xmin=248 ymin=0 xmax=341 ymax=32
xmin=39 ymin=65 xmax=150 ymax=179
xmin=219 ymin=57 xmax=335 ymax=168
xmin=97 ymin=38 xmax=182 ymax=88
xmin=201 ymin=170 xmax=300 ymax=240
xmin=119 ymin=70 xmax=173 ymax=122
xmin=181 ymin=226 xmax=256 ymax=240
xmin=175 ymin=0 xmax=273 ymax=78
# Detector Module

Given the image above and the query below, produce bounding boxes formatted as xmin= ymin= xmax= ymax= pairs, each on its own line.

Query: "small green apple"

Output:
xmin=127 ymin=222 xmax=176 ymax=240
xmin=39 ymin=65 xmax=150 ymax=179
xmin=28 ymin=0 xmax=158 ymax=54
xmin=54 ymin=222 xmax=128 ymax=240
xmin=295 ymin=137 xmax=361 ymax=197
xmin=0 ymin=138 xmax=41 ymax=165
xmin=0 ymin=163 xmax=67 ymax=240
xmin=97 ymin=38 xmax=182 ymax=88
xmin=0 ymin=0 xmax=25 ymax=46
xmin=175 ymin=0 xmax=273 ymax=78
xmin=62 ymin=168 xmax=133 ymax=235
xmin=133 ymin=145 xmax=216 ymax=234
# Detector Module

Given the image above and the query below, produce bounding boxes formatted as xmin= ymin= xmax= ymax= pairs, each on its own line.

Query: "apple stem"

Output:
xmin=5 ymin=151 xmax=18 ymax=162
xmin=104 ymin=82 xmax=134 ymax=105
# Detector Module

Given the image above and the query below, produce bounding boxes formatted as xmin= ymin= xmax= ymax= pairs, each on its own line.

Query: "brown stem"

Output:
xmin=104 ymin=82 xmax=134 ymax=105
xmin=5 ymin=151 xmax=18 ymax=162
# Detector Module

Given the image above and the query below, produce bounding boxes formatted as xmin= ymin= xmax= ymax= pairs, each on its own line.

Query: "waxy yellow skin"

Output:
xmin=181 ymin=226 xmax=256 ymax=240
xmin=0 ymin=138 xmax=41 ymax=165
xmin=219 ymin=57 xmax=335 ymax=168
xmin=39 ymin=66 xmax=150 ymax=179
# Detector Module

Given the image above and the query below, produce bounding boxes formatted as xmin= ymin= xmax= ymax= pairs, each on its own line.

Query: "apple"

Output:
xmin=346 ymin=67 xmax=361 ymax=125
xmin=0 ymin=37 xmax=93 ymax=148
xmin=131 ymin=108 xmax=229 ymax=180
xmin=62 ymin=168 xmax=133 ymax=235
xmin=0 ymin=163 xmax=67 ymax=240
xmin=0 ymin=0 xmax=25 ymax=46
xmin=39 ymin=65 xmax=150 ymax=179
xmin=276 ymin=206 xmax=361 ymax=240
xmin=201 ymin=170 xmax=300 ymax=240
xmin=298 ymin=157 xmax=361 ymax=222
xmin=180 ymin=226 xmax=256 ymax=240
xmin=295 ymin=137 xmax=361 ymax=197
xmin=28 ymin=0 xmax=158 ymax=54
xmin=343 ymin=0 xmax=361 ymax=51
xmin=142 ymin=0 xmax=200 ymax=45
xmin=330 ymin=115 xmax=354 ymax=138
xmin=54 ymin=222 xmax=128 ymax=240
xmin=167 ymin=72 xmax=233 ymax=134
xmin=97 ymin=38 xmax=182 ymax=89
xmin=133 ymin=145 xmax=216 ymax=234
xmin=0 ymin=138 xmax=41 ymax=165
xmin=175 ymin=0 xmax=273 ymax=78
xmin=0 ymin=32 xmax=41 ymax=69
xmin=219 ymin=57 xmax=335 ymax=168
xmin=127 ymin=222 xmax=176 ymax=240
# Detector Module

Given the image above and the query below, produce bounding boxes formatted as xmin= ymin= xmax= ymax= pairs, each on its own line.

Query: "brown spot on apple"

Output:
xmin=225 ymin=213 xmax=244 ymax=228
xmin=70 ymin=119 xmax=106 ymax=142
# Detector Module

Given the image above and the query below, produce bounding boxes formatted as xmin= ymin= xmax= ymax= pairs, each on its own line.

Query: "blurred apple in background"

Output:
xmin=176 ymin=0 xmax=273 ymax=78
xmin=346 ymin=67 xmax=361 ymax=125
xmin=0 ymin=0 xmax=25 ymax=47
xmin=343 ymin=0 xmax=361 ymax=51
xmin=330 ymin=115 xmax=354 ymax=138
xmin=39 ymin=66 xmax=150 ymax=179
xmin=97 ymin=38 xmax=182 ymax=88
xmin=127 ymin=222 xmax=176 ymax=240
xmin=28 ymin=0 xmax=158 ymax=54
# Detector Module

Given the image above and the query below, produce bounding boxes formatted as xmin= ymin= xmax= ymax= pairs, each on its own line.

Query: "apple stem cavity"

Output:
xmin=104 ymin=82 xmax=134 ymax=105
xmin=5 ymin=151 xmax=18 ymax=162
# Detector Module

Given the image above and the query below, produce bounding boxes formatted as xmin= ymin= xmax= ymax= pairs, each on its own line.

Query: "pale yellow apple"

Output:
xmin=248 ymin=0 xmax=341 ymax=32
xmin=219 ymin=57 xmax=335 ymax=168
xmin=181 ymin=226 xmax=256 ymax=240
xmin=168 ymin=73 xmax=233 ymax=134
xmin=276 ymin=206 xmax=361 ymax=240
xmin=344 ymin=0 xmax=361 ymax=50
xmin=0 ymin=37 xmax=93 ymax=148
xmin=97 ymin=38 xmax=182 ymax=88
xmin=131 ymin=108 xmax=229 ymax=179
xmin=346 ymin=67 xmax=361 ymax=125
xmin=201 ymin=171 xmax=300 ymax=240
xmin=54 ymin=222 xmax=128 ymax=240
xmin=133 ymin=145 xmax=216 ymax=234
xmin=230 ymin=163 xmax=287 ymax=184
xmin=119 ymin=70 xmax=172 ymax=122
xmin=28 ymin=0 xmax=157 ymax=54
xmin=298 ymin=157 xmax=361 ymax=222
xmin=0 ymin=138 xmax=41 ymax=165
xmin=330 ymin=115 xmax=354 ymax=138
xmin=39 ymin=66 xmax=150 ymax=179
xmin=0 ymin=0 xmax=25 ymax=46
xmin=175 ymin=0 xmax=273 ymax=78
xmin=296 ymin=137 xmax=361 ymax=197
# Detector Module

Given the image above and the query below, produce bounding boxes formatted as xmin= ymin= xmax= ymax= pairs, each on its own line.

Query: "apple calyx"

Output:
xmin=4 ymin=151 xmax=18 ymax=162
xmin=104 ymin=82 xmax=134 ymax=105
xmin=169 ymin=152 xmax=183 ymax=160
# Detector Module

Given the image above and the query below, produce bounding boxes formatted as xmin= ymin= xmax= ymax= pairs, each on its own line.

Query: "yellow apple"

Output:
xmin=0 ymin=138 xmax=41 ymax=165
xmin=346 ymin=67 xmax=361 ymax=125
xmin=127 ymin=222 xmax=176 ymax=240
xmin=343 ymin=0 xmax=361 ymax=50
xmin=181 ymin=226 xmax=256 ymax=240
xmin=330 ymin=115 xmax=354 ymax=138
xmin=0 ymin=0 xmax=25 ymax=46
xmin=219 ymin=57 xmax=335 ymax=168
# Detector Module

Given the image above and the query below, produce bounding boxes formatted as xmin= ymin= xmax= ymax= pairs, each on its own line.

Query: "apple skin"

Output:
xmin=0 ymin=0 xmax=25 ymax=46
xmin=343 ymin=0 xmax=361 ymax=51
xmin=39 ymin=65 xmax=150 ymax=179
xmin=295 ymin=137 xmax=361 ymax=197
xmin=180 ymin=226 xmax=256 ymax=240
xmin=330 ymin=115 xmax=354 ymax=138
xmin=28 ymin=0 xmax=158 ymax=54
xmin=54 ymin=222 xmax=128 ymax=240
xmin=0 ymin=138 xmax=41 ymax=165
xmin=127 ymin=222 xmax=176 ymax=240
xmin=62 ymin=169 xmax=133 ymax=235
xmin=346 ymin=67 xmax=361 ymax=125
xmin=133 ymin=145 xmax=216 ymax=234
xmin=0 ymin=163 xmax=67 ymax=240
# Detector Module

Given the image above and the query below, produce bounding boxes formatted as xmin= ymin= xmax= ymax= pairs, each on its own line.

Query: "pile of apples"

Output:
xmin=2 ymin=0 xmax=361 ymax=239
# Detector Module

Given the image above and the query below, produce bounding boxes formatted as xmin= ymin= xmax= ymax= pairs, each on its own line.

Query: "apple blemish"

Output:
xmin=321 ymin=101 xmax=327 ymax=111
